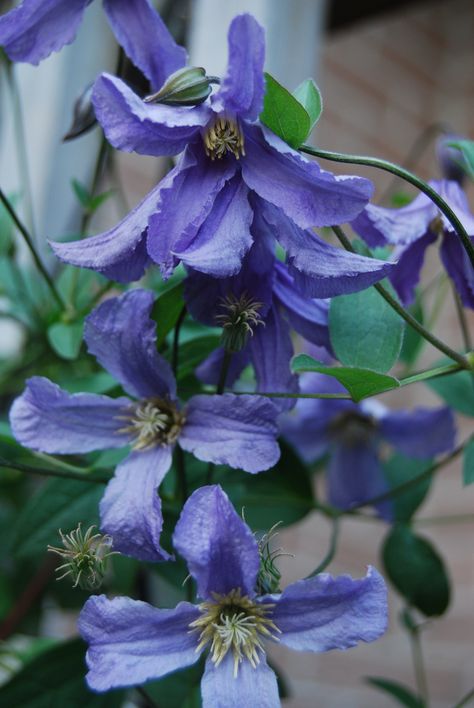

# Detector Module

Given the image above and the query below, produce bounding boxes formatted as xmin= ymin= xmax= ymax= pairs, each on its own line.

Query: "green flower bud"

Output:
xmin=144 ymin=67 xmax=217 ymax=107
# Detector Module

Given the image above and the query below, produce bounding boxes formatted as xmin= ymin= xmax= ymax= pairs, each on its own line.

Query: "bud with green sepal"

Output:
xmin=144 ymin=67 xmax=219 ymax=107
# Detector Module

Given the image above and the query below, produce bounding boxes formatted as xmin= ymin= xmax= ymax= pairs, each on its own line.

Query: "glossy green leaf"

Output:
xmin=292 ymin=78 xmax=322 ymax=131
xmin=291 ymin=355 xmax=399 ymax=401
xmin=366 ymin=677 xmax=423 ymax=708
xmin=427 ymin=363 xmax=474 ymax=416
xmin=383 ymin=454 xmax=432 ymax=522
xmin=382 ymin=525 xmax=450 ymax=616
xmin=463 ymin=438 xmax=474 ymax=485
xmin=329 ymin=287 xmax=405 ymax=372
xmin=0 ymin=638 xmax=123 ymax=707
xmin=260 ymin=72 xmax=311 ymax=148
xmin=47 ymin=321 xmax=83 ymax=360
xmin=151 ymin=280 xmax=185 ymax=347
xmin=11 ymin=474 xmax=105 ymax=559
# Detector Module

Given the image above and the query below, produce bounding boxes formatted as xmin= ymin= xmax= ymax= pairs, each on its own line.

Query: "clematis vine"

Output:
xmin=352 ymin=179 xmax=474 ymax=308
xmin=9 ymin=290 xmax=281 ymax=562
xmin=79 ymin=484 xmax=388 ymax=706
xmin=282 ymin=373 xmax=456 ymax=520
xmin=51 ymin=13 xmax=395 ymax=290
xmin=0 ymin=0 xmax=186 ymax=92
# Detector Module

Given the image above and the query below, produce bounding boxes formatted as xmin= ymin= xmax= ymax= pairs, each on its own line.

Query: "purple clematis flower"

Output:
xmin=51 ymin=13 xmax=394 ymax=289
xmin=282 ymin=373 xmax=456 ymax=520
xmin=78 ymin=484 xmax=388 ymax=705
xmin=0 ymin=0 xmax=186 ymax=89
xmin=9 ymin=290 xmax=280 ymax=562
xmin=352 ymin=179 xmax=474 ymax=308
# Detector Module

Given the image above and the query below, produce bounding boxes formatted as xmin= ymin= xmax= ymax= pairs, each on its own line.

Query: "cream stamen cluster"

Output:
xmin=204 ymin=117 xmax=245 ymax=160
xmin=118 ymin=398 xmax=185 ymax=450
xmin=189 ymin=588 xmax=280 ymax=677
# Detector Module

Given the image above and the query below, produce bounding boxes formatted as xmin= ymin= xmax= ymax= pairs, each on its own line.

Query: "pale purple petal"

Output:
xmin=92 ymin=74 xmax=211 ymax=157
xmin=380 ymin=406 xmax=456 ymax=458
xmin=50 ymin=182 xmax=160 ymax=282
xmin=389 ymin=232 xmax=437 ymax=306
xmin=0 ymin=0 xmax=89 ymax=64
xmin=180 ymin=394 xmax=280 ymax=473
xmin=147 ymin=146 xmax=237 ymax=277
xmin=79 ymin=595 xmax=201 ymax=691
xmin=100 ymin=446 xmax=172 ymax=562
xmin=242 ymin=126 xmax=373 ymax=229
xmin=249 ymin=306 xmax=298 ymax=411
xmin=103 ymin=0 xmax=187 ymax=91
xmin=175 ymin=176 xmax=253 ymax=276
xmin=440 ymin=231 xmax=474 ymax=309
xmin=212 ymin=14 xmax=265 ymax=121
xmin=196 ymin=347 xmax=251 ymax=388
xmin=9 ymin=376 xmax=130 ymax=454
xmin=173 ymin=485 xmax=260 ymax=599
xmin=269 ymin=566 xmax=387 ymax=651
xmin=327 ymin=442 xmax=393 ymax=520
xmin=201 ymin=654 xmax=279 ymax=708
xmin=435 ymin=180 xmax=474 ymax=234
xmin=352 ymin=194 xmax=436 ymax=247
xmin=84 ymin=289 xmax=176 ymax=400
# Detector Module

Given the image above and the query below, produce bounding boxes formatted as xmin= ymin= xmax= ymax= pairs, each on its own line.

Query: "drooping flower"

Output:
xmin=282 ymin=373 xmax=456 ymax=520
xmin=352 ymin=179 xmax=474 ymax=308
xmin=78 ymin=484 xmax=388 ymax=705
xmin=51 ymin=13 xmax=394 ymax=291
xmin=10 ymin=289 xmax=280 ymax=562
xmin=0 ymin=0 xmax=186 ymax=91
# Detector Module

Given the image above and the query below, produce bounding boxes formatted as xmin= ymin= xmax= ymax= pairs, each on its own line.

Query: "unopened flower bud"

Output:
xmin=63 ymin=83 xmax=96 ymax=142
xmin=436 ymin=133 xmax=466 ymax=184
xmin=144 ymin=67 xmax=217 ymax=107
xmin=216 ymin=292 xmax=265 ymax=353
xmin=48 ymin=524 xmax=116 ymax=590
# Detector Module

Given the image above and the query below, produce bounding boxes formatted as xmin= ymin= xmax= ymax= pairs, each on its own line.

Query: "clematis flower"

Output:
xmin=9 ymin=290 xmax=280 ymax=562
xmin=0 ymin=0 xmax=186 ymax=92
xmin=78 ymin=484 xmax=388 ymax=705
xmin=51 ymin=13 xmax=394 ymax=289
xmin=352 ymin=179 xmax=474 ymax=308
xmin=282 ymin=373 xmax=456 ymax=520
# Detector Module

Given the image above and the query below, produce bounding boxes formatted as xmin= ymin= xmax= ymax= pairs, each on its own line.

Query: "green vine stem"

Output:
xmin=300 ymin=144 xmax=474 ymax=267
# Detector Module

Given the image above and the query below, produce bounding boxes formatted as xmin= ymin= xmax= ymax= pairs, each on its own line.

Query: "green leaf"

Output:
xmin=177 ymin=335 xmax=221 ymax=380
xmin=71 ymin=179 xmax=90 ymax=209
xmin=291 ymin=355 xmax=399 ymax=401
xmin=47 ymin=321 xmax=83 ymax=360
xmin=382 ymin=525 xmax=450 ymax=616
xmin=366 ymin=677 xmax=423 ymax=708
xmin=463 ymin=438 xmax=474 ymax=485
xmin=292 ymin=78 xmax=322 ymax=131
xmin=260 ymin=72 xmax=311 ymax=148
xmin=329 ymin=287 xmax=405 ymax=372
xmin=221 ymin=442 xmax=314 ymax=529
xmin=427 ymin=363 xmax=474 ymax=416
xmin=447 ymin=139 xmax=474 ymax=179
xmin=11 ymin=474 xmax=104 ymax=559
xmin=151 ymin=281 xmax=185 ymax=347
xmin=0 ymin=638 xmax=123 ymax=707
xmin=383 ymin=454 xmax=432 ymax=522
xmin=399 ymin=299 xmax=425 ymax=366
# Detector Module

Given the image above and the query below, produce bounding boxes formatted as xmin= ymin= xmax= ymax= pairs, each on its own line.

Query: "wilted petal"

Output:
xmin=380 ymin=406 xmax=456 ymax=458
xmin=212 ymin=14 xmax=265 ymax=121
xmin=103 ymin=0 xmax=187 ymax=91
xmin=389 ymin=232 xmax=437 ymax=306
xmin=173 ymin=485 xmax=260 ymax=599
xmin=79 ymin=595 xmax=201 ymax=691
xmin=242 ymin=127 xmax=373 ymax=229
xmin=100 ymin=446 xmax=172 ymax=562
xmin=328 ymin=442 xmax=393 ymax=520
xmin=269 ymin=566 xmax=387 ymax=651
xmin=440 ymin=231 xmax=474 ymax=309
xmin=9 ymin=376 xmax=130 ymax=454
xmin=92 ymin=74 xmax=211 ymax=157
xmin=180 ymin=394 xmax=280 ymax=473
xmin=50 ymin=182 xmax=161 ymax=282
xmin=84 ymin=289 xmax=176 ymax=400
xmin=0 ymin=0 xmax=89 ymax=64
xmin=201 ymin=654 xmax=279 ymax=708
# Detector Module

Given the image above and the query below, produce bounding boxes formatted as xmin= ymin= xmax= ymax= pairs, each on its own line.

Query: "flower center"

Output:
xmin=204 ymin=117 xmax=245 ymax=160
xmin=215 ymin=292 xmax=264 ymax=352
xmin=329 ymin=410 xmax=377 ymax=446
xmin=118 ymin=398 xmax=185 ymax=450
xmin=189 ymin=588 xmax=280 ymax=677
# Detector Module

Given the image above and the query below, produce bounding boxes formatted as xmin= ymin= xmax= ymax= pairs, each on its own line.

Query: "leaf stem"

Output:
xmin=0 ymin=188 xmax=65 ymax=310
xmin=453 ymin=687 xmax=474 ymax=708
xmin=332 ymin=225 xmax=471 ymax=369
xmin=0 ymin=457 xmax=110 ymax=484
xmin=172 ymin=305 xmax=187 ymax=376
xmin=406 ymin=611 xmax=430 ymax=707
xmin=300 ymin=144 xmax=474 ymax=267
xmin=306 ymin=516 xmax=340 ymax=577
